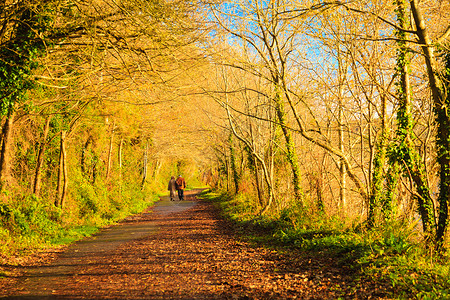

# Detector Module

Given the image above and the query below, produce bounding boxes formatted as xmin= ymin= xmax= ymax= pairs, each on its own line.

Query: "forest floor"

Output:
xmin=0 ymin=189 xmax=393 ymax=299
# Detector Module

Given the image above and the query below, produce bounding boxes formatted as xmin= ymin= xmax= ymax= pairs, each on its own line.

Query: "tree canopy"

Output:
xmin=1 ymin=0 xmax=450 ymax=257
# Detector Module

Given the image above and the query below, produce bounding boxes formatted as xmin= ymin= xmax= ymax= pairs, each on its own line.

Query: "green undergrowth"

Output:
xmin=0 ymin=182 xmax=160 ymax=259
xmin=203 ymin=191 xmax=450 ymax=299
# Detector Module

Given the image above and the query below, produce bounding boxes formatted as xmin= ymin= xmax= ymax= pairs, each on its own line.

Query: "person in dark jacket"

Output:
xmin=168 ymin=176 xmax=177 ymax=201
xmin=176 ymin=175 xmax=186 ymax=201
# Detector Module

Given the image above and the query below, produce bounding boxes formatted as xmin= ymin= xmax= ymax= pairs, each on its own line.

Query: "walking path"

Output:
xmin=0 ymin=190 xmax=390 ymax=299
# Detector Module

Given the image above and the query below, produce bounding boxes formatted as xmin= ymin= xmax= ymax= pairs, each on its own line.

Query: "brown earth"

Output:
xmin=0 ymin=190 xmax=392 ymax=299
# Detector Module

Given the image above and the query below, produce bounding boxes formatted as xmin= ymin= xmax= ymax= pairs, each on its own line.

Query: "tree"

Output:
xmin=386 ymin=0 xmax=436 ymax=243
xmin=209 ymin=0 xmax=450 ymax=243
xmin=0 ymin=1 xmax=52 ymax=187
xmin=1 ymin=0 xmax=212 ymax=214
xmin=331 ymin=0 xmax=450 ymax=249
xmin=211 ymin=0 xmax=306 ymax=204
xmin=436 ymin=46 xmax=450 ymax=249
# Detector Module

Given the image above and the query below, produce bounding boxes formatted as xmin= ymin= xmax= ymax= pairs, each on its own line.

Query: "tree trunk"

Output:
xmin=254 ymin=160 xmax=264 ymax=206
xmin=141 ymin=140 xmax=148 ymax=189
xmin=337 ymin=73 xmax=346 ymax=211
xmin=91 ymin=154 xmax=98 ymax=184
xmin=273 ymin=86 xmax=303 ymax=203
xmin=61 ymin=131 xmax=68 ymax=208
xmin=409 ymin=0 xmax=450 ymax=250
xmin=33 ymin=115 xmax=51 ymax=197
xmin=394 ymin=0 xmax=436 ymax=243
xmin=106 ymin=126 xmax=114 ymax=180
xmin=224 ymin=103 xmax=275 ymax=214
xmin=81 ymin=136 xmax=93 ymax=176
xmin=380 ymin=92 xmax=397 ymax=223
xmin=229 ymin=133 xmax=240 ymax=195
xmin=368 ymin=91 xmax=390 ymax=227
xmin=368 ymin=132 xmax=387 ymax=227
xmin=56 ymin=131 xmax=67 ymax=207
xmin=0 ymin=108 xmax=15 ymax=188
xmin=154 ymin=160 xmax=162 ymax=179
xmin=118 ymin=138 xmax=123 ymax=172
xmin=434 ymin=52 xmax=450 ymax=249
xmin=249 ymin=123 xmax=264 ymax=207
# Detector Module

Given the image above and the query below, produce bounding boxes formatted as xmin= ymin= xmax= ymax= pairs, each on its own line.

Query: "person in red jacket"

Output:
xmin=176 ymin=175 xmax=186 ymax=201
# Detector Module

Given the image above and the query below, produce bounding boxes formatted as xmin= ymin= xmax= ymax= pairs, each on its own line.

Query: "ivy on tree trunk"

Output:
xmin=435 ymin=50 xmax=450 ymax=249
xmin=391 ymin=0 xmax=436 ymax=244
xmin=273 ymin=85 xmax=303 ymax=204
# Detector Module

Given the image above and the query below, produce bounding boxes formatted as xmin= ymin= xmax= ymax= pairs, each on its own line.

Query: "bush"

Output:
xmin=207 ymin=189 xmax=450 ymax=299
xmin=0 ymin=174 xmax=160 ymax=257
xmin=0 ymin=194 xmax=63 ymax=256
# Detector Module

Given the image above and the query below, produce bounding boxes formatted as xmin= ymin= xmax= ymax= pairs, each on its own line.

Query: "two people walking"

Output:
xmin=168 ymin=175 xmax=186 ymax=201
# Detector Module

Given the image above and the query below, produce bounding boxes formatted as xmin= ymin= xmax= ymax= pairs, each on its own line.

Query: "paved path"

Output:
xmin=0 ymin=189 xmax=391 ymax=299
xmin=1 ymin=191 xmax=199 ymax=299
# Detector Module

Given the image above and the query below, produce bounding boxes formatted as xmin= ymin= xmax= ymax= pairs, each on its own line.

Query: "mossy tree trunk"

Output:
xmin=369 ymin=87 xmax=398 ymax=226
xmin=273 ymin=86 xmax=303 ymax=204
xmin=435 ymin=51 xmax=450 ymax=249
xmin=408 ymin=0 xmax=450 ymax=251
xmin=368 ymin=133 xmax=387 ymax=227
xmin=393 ymin=0 xmax=436 ymax=243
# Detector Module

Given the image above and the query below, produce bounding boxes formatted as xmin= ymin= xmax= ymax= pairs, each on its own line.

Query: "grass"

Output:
xmin=203 ymin=190 xmax=450 ymax=299
xmin=51 ymin=225 xmax=99 ymax=245
xmin=0 ymin=182 xmax=160 ymax=259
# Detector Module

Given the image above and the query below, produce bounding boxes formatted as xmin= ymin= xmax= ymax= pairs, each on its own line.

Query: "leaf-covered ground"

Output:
xmin=0 ymin=190 xmax=393 ymax=299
